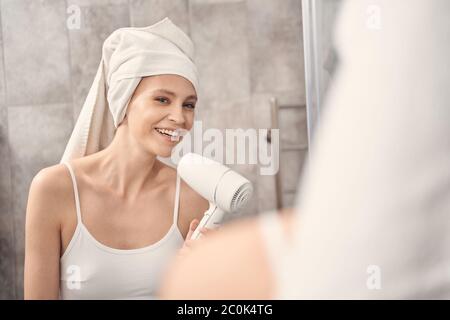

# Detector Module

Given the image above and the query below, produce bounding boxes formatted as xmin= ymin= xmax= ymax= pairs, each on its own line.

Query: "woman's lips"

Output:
xmin=154 ymin=128 xmax=181 ymax=143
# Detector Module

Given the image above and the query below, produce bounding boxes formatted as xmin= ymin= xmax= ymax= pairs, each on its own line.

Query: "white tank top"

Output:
xmin=59 ymin=162 xmax=184 ymax=300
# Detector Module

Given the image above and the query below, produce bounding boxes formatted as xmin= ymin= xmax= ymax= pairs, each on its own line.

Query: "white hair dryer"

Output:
xmin=177 ymin=153 xmax=253 ymax=240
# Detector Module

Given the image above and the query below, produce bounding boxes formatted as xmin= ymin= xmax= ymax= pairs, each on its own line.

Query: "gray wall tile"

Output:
xmin=247 ymin=0 xmax=305 ymax=100
xmin=280 ymin=149 xmax=307 ymax=194
xmin=256 ymin=173 xmax=277 ymax=212
xmin=0 ymin=15 xmax=15 ymax=299
xmin=67 ymin=0 xmax=128 ymax=5
xmin=250 ymin=93 xmax=273 ymax=131
xmin=279 ymin=106 xmax=308 ymax=147
xmin=250 ymin=94 xmax=307 ymax=211
xmin=0 ymin=19 xmax=10 ymax=214
xmin=250 ymin=95 xmax=278 ymax=212
xmin=250 ymin=93 xmax=306 ymax=131
xmin=67 ymin=0 xmax=130 ymax=120
xmin=0 ymin=108 xmax=11 ymax=214
xmin=0 ymin=19 xmax=5 ymax=106
xmin=0 ymin=106 xmax=15 ymax=299
xmin=189 ymin=0 xmax=250 ymax=110
xmin=1 ymin=0 xmax=71 ymax=106
xmin=0 ymin=215 xmax=15 ymax=299
xmin=282 ymin=192 xmax=297 ymax=208
xmin=129 ymin=0 xmax=190 ymax=33
xmin=8 ymin=103 xmax=73 ymax=298
xmin=198 ymin=97 xmax=255 ymax=131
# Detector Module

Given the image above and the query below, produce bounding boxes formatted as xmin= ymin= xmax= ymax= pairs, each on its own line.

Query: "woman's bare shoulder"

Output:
xmin=31 ymin=163 xmax=72 ymax=192
xmin=28 ymin=163 xmax=74 ymax=218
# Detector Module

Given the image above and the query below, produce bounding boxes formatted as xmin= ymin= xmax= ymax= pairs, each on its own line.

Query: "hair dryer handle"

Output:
xmin=190 ymin=202 xmax=226 ymax=240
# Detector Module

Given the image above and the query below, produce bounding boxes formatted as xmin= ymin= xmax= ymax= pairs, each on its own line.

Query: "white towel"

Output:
xmin=60 ymin=17 xmax=199 ymax=163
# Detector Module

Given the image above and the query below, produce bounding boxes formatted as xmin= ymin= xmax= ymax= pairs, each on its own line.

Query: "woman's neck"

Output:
xmin=89 ymin=127 xmax=162 ymax=200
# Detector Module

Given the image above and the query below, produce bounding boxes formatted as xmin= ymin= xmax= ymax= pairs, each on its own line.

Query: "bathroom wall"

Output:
xmin=0 ymin=0 xmax=306 ymax=299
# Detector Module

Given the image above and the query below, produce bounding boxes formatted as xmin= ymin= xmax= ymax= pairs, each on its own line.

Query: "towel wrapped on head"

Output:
xmin=60 ymin=17 xmax=199 ymax=163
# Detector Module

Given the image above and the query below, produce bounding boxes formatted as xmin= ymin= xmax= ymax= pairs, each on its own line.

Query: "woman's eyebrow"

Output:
xmin=152 ymin=88 xmax=197 ymax=101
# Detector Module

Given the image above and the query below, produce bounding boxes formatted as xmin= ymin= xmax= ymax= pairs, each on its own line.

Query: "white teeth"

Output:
xmin=156 ymin=128 xmax=175 ymax=136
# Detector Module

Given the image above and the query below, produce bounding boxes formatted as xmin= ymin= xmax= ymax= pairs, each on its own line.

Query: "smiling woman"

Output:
xmin=124 ymin=75 xmax=197 ymax=158
xmin=23 ymin=18 xmax=209 ymax=300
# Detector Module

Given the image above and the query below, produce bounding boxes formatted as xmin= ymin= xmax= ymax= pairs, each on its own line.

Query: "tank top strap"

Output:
xmin=172 ymin=174 xmax=181 ymax=226
xmin=62 ymin=161 xmax=83 ymax=224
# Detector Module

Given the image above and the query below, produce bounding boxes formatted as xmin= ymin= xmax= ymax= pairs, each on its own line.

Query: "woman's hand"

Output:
xmin=178 ymin=219 xmax=214 ymax=259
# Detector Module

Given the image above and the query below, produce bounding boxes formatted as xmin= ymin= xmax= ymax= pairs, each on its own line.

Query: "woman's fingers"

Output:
xmin=199 ymin=227 xmax=217 ymax=237
xmin=178 ymin=220 xmax=199 ymax=259
xmin=183 ymin=239 xmax=195 ymax=248
xmin=185 ymin=219 xmax=199 ymax=241
xmin=178 ymin=223 xmax=219 ymax=260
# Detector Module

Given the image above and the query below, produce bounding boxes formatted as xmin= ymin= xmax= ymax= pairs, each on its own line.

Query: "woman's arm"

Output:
xmin=24 ymin=168 xmax=62 ymax=299
xmin=159 ymin=209 xmax=296 ymax=299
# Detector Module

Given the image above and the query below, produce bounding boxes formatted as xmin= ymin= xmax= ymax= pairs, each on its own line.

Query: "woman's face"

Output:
xmin=124 ymin=74 xmax=197 ymax=157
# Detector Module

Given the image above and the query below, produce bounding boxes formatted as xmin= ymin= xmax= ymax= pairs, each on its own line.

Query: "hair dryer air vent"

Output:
xmin=230 ymin=183 xmax=253 ymax=212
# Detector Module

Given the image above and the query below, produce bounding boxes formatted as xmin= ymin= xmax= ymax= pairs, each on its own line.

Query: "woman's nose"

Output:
xmin=168 ymin=105 xmax=186 ymax=125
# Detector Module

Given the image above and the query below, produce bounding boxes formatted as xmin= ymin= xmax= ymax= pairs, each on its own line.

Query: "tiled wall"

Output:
xmin=0 ymin=0 xmax=306 ymax=299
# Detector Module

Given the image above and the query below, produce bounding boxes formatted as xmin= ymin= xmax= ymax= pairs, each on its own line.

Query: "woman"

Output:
xmin=24 ymin=18 xmax=209 ymax=299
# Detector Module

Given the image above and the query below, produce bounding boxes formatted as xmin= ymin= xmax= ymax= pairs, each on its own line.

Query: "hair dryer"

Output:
xmin=177 ymin=153 xmax=253 ymax=240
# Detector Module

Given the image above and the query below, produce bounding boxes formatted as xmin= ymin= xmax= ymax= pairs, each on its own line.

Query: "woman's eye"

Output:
xmin=155 ymin=97 xmax=194 ymax=109
xmin=155 ymin=97 xmax=169 ymax=104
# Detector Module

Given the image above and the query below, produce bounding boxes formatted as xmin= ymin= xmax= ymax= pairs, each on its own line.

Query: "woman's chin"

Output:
xmin=157 ymin=150 xmax=173 ymax=158
xmin=151 ymin=144 xmax=176 ymax=158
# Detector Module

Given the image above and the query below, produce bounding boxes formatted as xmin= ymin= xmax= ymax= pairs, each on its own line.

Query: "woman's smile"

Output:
xmin=154 ymin=127 xmax=182 ymax=143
